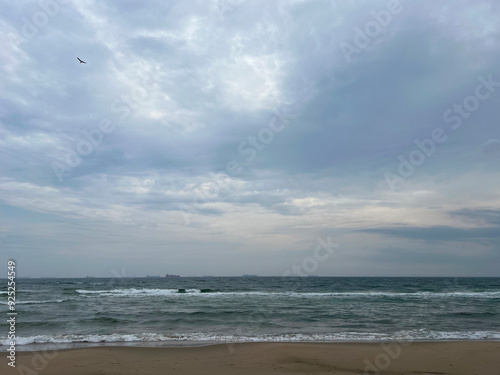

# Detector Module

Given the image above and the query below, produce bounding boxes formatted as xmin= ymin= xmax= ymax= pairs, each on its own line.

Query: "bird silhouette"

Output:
xmin=77 ymin=57 xmax=87 ymax=64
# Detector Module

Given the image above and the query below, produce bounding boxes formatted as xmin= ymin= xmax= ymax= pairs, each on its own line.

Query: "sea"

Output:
xmin=1 ymin=277 xmax=500 ymax=351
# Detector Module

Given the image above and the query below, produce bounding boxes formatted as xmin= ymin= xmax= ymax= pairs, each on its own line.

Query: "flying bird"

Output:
xmin=77 ymin=57 xmax=87 ymax=64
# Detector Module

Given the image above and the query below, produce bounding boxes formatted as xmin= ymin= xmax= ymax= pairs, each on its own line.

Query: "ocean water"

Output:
xmin=1 ymin=277 xmax=500 ymax=350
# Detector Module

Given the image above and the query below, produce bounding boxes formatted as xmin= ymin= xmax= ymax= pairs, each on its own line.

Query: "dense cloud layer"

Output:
xmin=1 ymin=0 xmax=499 ymax=276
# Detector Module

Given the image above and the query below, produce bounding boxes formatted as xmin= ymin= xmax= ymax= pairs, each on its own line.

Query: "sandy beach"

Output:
xmin=5 ymin=341 xmax=500 ymax=375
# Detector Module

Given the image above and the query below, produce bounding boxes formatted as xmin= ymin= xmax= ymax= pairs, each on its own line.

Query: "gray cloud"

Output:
xmin=360 ymin=225 xmax=500 ymax=241
xmin=1 ymin=0 xmax=500 ymax=276
xmin=451 ymin=209 xmax=500 ymax=227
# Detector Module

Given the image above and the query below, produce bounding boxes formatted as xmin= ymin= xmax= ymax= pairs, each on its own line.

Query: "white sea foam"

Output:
xmin=74 ymin=289 xmax=500 ymax=299
xmin=76 ymin=288 xmax=201 ymax=296
xmin=2 ymin=330 xmax=500 ymax=348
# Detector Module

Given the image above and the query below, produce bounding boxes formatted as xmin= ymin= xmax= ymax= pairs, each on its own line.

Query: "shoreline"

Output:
xmin=5 ymin=341 xmax=500 ymax=374
xmin=5 ymin=337 xmax=500 ymax=352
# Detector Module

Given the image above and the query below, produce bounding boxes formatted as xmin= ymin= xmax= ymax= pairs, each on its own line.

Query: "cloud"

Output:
xmin=480 ymin=139 xmax=500 ymax=155
xmin=1 ymin=0 xmax=500 ymax=276
xmin=360 ymin=225 xmax=500 ymax=242
xmin=451 ymin=208 xmax=500 ymax=226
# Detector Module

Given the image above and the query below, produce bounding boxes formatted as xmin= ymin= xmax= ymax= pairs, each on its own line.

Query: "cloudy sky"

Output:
xmin=1 ymin=0 xmax=499 ymax=277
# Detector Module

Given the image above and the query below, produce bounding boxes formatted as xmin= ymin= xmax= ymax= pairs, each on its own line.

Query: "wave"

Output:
xmin=3 ymin=330 xmax=500 ymax=347
xmin=0 ymin=299 xmax=67 ymax=305
xmin=73 ymin=288 xmax=500 ymax=299
xmin=76 ymin=288 xmax=201 ymax=296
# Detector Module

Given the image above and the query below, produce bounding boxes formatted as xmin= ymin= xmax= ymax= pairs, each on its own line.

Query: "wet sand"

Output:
xmin=6 ymin=341 xmax=500 ymax=374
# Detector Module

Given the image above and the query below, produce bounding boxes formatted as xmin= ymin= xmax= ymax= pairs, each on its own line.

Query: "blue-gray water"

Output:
xmin=1 ymin=277 xmax=499 ymax=350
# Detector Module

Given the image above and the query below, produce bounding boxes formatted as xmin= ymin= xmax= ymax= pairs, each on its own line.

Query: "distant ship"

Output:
xmin=165 ymin=274 xmax=180 ymax=278
xmin=242 ymin=274 xmax=258 ymax=277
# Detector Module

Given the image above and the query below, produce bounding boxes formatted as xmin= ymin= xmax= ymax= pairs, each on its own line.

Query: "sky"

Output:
xmin=0 ymin=0 xmax=499 ymax=277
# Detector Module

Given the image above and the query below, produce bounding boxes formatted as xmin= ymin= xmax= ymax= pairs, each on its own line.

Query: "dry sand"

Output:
xmin=5 ymin=341 xmax=500 ymax=375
